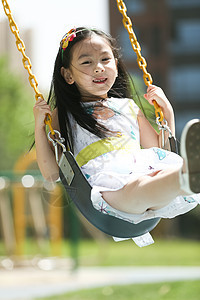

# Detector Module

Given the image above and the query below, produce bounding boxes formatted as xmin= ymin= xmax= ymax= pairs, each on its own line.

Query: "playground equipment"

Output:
xmin=0 ymin=150 xmax=63 ymax=258
xmin=1 ymin=0 xmax=178 ymax=239
xmin=0 ymin=150 xmax=104 ymax=268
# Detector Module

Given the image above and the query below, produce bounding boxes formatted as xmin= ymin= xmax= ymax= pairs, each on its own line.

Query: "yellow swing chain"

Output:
xmin=1 ymin=0 xmax=55 ymax=135
xmin=116 ymin=0 xmax=164 ymax=122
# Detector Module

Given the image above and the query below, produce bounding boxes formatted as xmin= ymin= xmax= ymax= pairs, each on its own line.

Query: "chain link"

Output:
xmin=116 ymin=0 xmax=164 ymax=122
xmin=2 ymin=0 xmax=55 ymax=135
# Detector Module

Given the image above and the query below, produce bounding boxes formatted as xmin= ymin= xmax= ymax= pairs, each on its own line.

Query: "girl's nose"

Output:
xmin=94 ymin=62 xmax=105 ymax=73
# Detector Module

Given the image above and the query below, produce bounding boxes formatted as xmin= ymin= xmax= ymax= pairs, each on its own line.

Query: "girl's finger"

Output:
xmin=147 ymin=84 xmax=157 ymax=92
xmin=36 ymin=97 xmax=46 ymax=104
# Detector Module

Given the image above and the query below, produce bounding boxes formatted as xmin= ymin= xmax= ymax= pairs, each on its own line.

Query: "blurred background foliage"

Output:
xmin=0 ymin=56 xmax=35 ymax=170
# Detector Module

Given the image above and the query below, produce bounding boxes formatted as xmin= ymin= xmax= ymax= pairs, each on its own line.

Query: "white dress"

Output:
xmin=70 ymin=97 xmax=199 ymax=246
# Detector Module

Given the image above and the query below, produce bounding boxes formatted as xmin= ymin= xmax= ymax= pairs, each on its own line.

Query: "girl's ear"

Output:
xmin=61 ymin=67 xmax=74 ymax=85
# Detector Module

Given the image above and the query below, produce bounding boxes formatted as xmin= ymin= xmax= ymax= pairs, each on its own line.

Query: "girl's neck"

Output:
xmin=81 ymin=95 xmax=107 ymax=103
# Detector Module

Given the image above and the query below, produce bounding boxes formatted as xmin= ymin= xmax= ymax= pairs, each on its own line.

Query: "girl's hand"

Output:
xmin=144 ymin=84 xmax=172 ymax=111
xmin=144 ymin=84 xmax=175 ymax=137
xmin=33 ymin=97 xmax=52 ymax=129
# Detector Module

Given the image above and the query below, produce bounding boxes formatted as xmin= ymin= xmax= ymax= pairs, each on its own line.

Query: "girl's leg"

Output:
xmin=101 ymin=167 xmax=183 ymax=214
xmin=102 ymin=119 xmax=200 ymax=215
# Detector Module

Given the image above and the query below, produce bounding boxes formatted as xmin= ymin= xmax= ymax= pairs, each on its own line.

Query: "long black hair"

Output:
xmin=47 ymin=27 xmax=138 ymax=153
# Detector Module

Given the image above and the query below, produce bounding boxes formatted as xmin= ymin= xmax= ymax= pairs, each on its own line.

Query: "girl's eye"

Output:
xmin=82 ymin=61 xmax=91 ymax=65
xmin=102 ymin=57 xmax=111 ymax=62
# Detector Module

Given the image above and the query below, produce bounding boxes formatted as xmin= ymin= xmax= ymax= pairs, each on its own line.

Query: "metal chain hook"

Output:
xmin=48 ymin=131 xmax=66 ymax=163
xmin=156 ymin=117 xmax=172 ymax=149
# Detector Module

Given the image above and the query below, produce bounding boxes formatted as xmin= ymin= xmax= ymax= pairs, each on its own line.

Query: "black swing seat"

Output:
xmin=59 ymin=151 xmax=160 ymax=238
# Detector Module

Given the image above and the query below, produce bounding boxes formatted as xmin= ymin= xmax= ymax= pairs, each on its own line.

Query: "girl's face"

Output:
xmin=62 ymin=34 xmax=118 ymax=100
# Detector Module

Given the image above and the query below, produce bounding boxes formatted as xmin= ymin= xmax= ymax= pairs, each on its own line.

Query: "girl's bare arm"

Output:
xmin=34 ymin=98 xmax=60 ymax=181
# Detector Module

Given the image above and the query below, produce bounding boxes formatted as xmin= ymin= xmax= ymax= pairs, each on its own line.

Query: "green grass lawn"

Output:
xmin=77 ymin=239 xmax=200 ymax=267
xmin=37 ymin=280 xmax=200 ymax=300
xmin=31 ymin=238 xmax=200 ymax=300
xmin=0 ymin=238 xmax=199 ymax=300
xmin=1 ymin=238 xmax=199 ymax=266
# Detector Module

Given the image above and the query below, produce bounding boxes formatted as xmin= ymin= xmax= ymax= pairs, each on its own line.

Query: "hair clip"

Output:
xmin=60 ymin=28 xmax=89 ymax=61
xmin=61 ymin=28 xmax=76 ymax=56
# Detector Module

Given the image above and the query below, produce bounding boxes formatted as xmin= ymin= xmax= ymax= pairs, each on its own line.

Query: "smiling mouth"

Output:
xmin=93 ymin=78 xmax=107 ymax=84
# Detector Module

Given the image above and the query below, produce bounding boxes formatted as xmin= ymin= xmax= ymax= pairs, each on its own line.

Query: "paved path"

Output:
xmin=1 ymin=266 xmax=200 ymax=300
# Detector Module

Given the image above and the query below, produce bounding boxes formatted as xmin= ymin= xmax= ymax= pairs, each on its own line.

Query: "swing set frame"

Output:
xmin=2 ymin=0 xmax=175 ymax=238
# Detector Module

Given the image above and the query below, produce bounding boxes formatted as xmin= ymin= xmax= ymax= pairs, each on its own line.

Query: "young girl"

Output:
xmin=34 ymin=27 xmax=200 ymax=245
